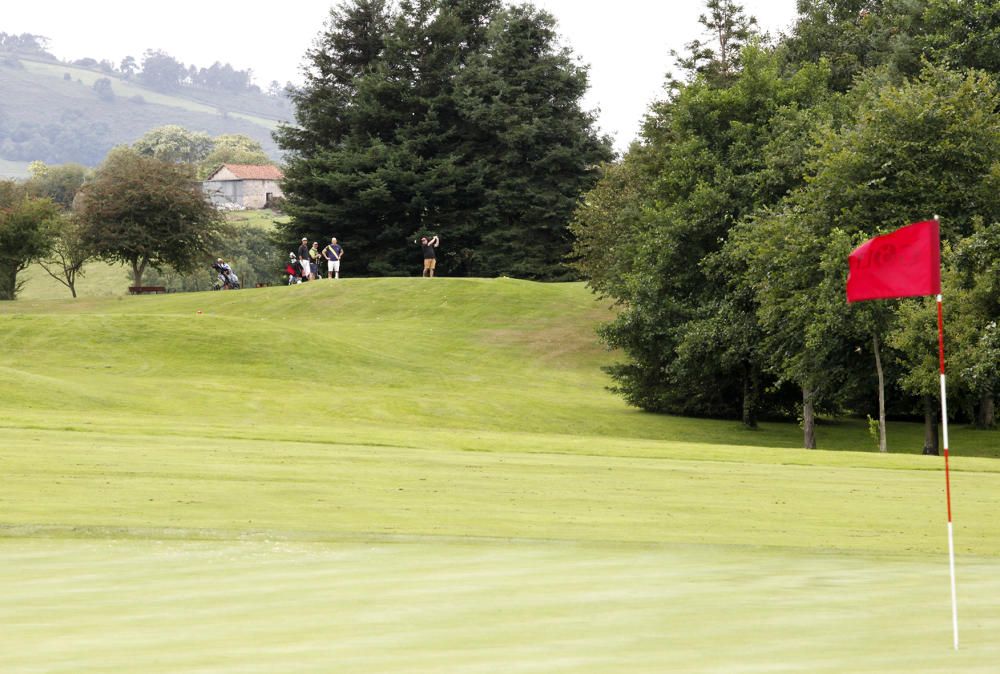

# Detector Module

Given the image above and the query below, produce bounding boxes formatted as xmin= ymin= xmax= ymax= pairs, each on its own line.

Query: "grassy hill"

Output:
xmin=0 ymin=56 xmax=287 ymax=172
xmin=2 ymin=280 xmax=999 ymax=672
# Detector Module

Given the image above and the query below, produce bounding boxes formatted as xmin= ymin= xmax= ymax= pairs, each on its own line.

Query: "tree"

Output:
xmin=569 ymin=157 xmax=646 ymax=296
xmin=0 ymin=181 xmax=60 ymax=300
xmin=780 ymin=0 xmax=1000 ymax=93
xmin=26 ymin=162 xmax=89 ymax=209
xmin=731 ymin=65 xmax=1000 ymax=447
xmin=779 ymin=0 xmax=924 ymax=92
xmin=75 ymin=148 xmax=226 ymax=288
xmin=266 ymin=80 xmax=284 ymax=97
xmin=916 ymin=0 xmax=1000 ymax=73
xmin=455 ymin=4 xmax=612 ymax=278
xmin=93 ymin=77 xmax=115 ymax=102
xmin=119 ymin=55 xmax=137 ymax=79
xmin=950 ymin=221 xmax=1000 ymax=429
xmin=0 ymin=32 xmax=53 ymax=58
xmin=672 ymin=0 xmax=760 ymax=85
xmin=198 ymin=134 xmax=272 ymax=178
xmin=277 ymin=0 xmax=392 ymax=155
xmin=138 ymin=50 xmax=187 ymax=90
xmin=133 ymin=125 xmax=214 ymax=164
xmin=276 ymin=0 xmax=610 ymax=278
xmin=37 ymin=214 xmax=92 ymax=298
xmin=572 ymin=42 xmax=832 ymax=425
xmin=192 ymin=62 xmax=254 ymax=92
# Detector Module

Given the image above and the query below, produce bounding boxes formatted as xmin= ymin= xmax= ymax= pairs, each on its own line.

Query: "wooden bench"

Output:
xmin=128 ymin=286 xmax=167 ymax=295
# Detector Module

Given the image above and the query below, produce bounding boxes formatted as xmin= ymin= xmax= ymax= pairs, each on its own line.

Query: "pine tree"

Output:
xmin=457 ymin=5 xmax=612 ymax=279
xmin=275 ymin=0 xmax=610 ymax=278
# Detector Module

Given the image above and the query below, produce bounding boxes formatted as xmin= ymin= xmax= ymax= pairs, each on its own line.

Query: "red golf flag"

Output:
xmin=847 ymin=220 xmax=941 ymax=302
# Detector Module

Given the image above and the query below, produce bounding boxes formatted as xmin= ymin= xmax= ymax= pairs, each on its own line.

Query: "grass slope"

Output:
xmin=20 ymin=59 xmax=286 ymax=128
xmin=2 ymin=279 xmax=999 ymax=672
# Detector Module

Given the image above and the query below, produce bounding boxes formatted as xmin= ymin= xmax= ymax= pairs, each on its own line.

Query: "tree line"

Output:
xmin=570 ymin=0 xmax=1000 ymax=449
xmin=0 ymin=32 xmax=288 ymax=97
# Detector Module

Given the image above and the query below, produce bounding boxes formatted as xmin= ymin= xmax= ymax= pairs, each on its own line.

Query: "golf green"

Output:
xmin=2 ymin=279 xmax=997 ymax=671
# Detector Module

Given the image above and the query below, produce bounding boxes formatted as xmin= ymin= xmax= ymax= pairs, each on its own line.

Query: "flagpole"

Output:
xmin=934 ymin=223 xmax=958 ymax=651
xmin=932 ymin=215 xmax=958 ymax=650
xmin=936 ymin=292 xmax=958 ymax=650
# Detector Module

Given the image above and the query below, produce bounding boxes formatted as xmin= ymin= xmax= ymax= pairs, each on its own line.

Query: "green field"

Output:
xmin=2 ymin=279 xmax=998 ymax=672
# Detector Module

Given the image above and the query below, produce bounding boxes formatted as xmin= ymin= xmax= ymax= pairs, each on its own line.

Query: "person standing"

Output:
xmin=298 ymin=237 xmax=312 ymax=281
xmin=419 ymin=235 xmax=439 ymax=277
xmin=309 ymin=241 xmax=322 ymax=279
xmin=323 ymin=237 xmax=344 ymax=279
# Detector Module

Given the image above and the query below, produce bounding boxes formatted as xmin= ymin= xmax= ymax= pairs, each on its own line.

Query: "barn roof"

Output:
xmin=207 ymin=164 xmax=284 ymax=181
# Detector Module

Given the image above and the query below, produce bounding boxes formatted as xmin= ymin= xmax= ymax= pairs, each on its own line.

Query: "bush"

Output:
xmin=93 ymin=78 xmax=115 ymax=102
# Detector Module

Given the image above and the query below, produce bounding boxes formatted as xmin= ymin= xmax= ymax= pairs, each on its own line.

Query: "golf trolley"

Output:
xmin=212 ymin=261 xmax=241 ymax=290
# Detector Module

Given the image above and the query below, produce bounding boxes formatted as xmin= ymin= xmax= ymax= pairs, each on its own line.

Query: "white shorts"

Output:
xmin=327 ymin=260 xmax=341 ymax=272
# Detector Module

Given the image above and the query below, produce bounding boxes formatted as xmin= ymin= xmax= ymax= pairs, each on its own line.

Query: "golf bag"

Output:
xmin=212 ymin=262 xmax=240 ymax=290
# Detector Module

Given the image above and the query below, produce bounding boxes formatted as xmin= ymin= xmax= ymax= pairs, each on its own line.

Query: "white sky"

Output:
xmin=3 ymin=1 xmax=799 ymax=151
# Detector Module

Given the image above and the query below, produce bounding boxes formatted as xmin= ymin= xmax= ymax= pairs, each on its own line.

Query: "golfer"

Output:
xmin=323 ymin=237 xmax=344 ymax=279
xmin=419 ymin=235 xmax=439 ymax=277
xmin=298 ymin=237 xmax=312 ymax=281
xmin=309 ymin=241 xmax=322 ymax=279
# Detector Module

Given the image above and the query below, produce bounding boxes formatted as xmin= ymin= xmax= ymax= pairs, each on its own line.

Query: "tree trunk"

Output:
xmin=66 ymin=266 xmax=78 ymax=299
xmin=873 ymin=334 xmax=887 ymax=453
xmin=0 ymin=264 xmax=17 ymax=301
xmin=922 ymin=395 xmax=939 ymax=455
xmin=741 ymin=366 xmax=758 ymax=429
xmin=131 ymin=258 xmax=148 ymax=288
xmin=978 ymin=393 xmax=996 ymax=430
xmin=802 ymin=386 xmax=816 ymax=449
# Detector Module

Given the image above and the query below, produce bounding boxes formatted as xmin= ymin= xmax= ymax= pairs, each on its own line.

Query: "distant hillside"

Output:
xmin=0 ymin=55 xmax=292 ymax=174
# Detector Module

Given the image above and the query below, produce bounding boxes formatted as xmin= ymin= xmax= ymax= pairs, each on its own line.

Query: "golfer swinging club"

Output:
xmin=419 ymin=235 xmax=439 ymax=277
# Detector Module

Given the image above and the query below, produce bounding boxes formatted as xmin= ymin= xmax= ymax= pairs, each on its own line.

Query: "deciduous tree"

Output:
xmin=198 ymin=134 xmax=272 ymax=178
xmin=37 ymin=214 xmax=91 ymax=298
xmin=26 ymin=162 xmax=89 ymax=209
xmin=133 ymin=125 xmax=214 ymax=164
xmin=76 ymin=148 xmax=226 ymax=288
xmin=0 ymin=181 xmax=60 ymax=300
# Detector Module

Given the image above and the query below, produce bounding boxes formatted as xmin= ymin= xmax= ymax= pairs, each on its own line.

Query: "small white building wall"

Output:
xmin=203 ymin=179 xmax=283 ymax=209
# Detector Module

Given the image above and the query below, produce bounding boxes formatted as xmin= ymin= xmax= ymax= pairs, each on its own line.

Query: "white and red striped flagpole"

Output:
xmin=934 ymin=218 xmax=959 ymax=650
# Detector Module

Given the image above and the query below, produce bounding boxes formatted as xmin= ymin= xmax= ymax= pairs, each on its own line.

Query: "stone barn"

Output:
xmin=203 ymin=164 xmax=284 ymax=210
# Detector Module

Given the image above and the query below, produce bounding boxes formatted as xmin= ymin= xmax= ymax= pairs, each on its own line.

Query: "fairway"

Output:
xmin=2 ymin=279 xmax=999 ymax=672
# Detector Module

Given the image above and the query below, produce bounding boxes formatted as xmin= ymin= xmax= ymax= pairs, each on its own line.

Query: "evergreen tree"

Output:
xmin=673 ymin=0 xmax=760 ymax=85
xmin=457 ymin=5 xmax=611 ymax=279
xmin=275 ymin=0 xmax=609 ymax=278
